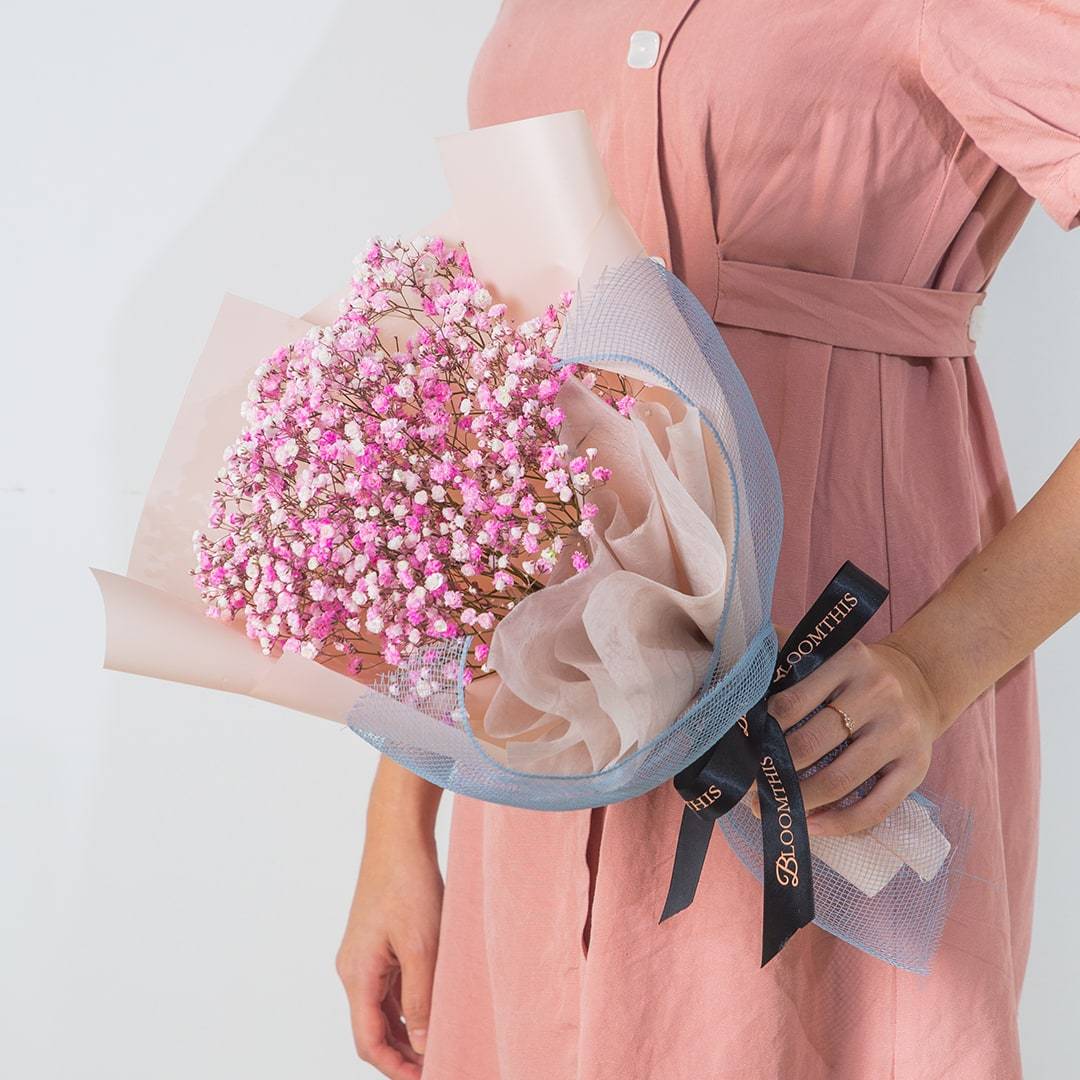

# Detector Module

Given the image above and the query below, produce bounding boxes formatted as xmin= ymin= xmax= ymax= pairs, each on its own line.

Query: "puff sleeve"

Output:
xmin=918 ymin=0 xmax=1080 ymax=230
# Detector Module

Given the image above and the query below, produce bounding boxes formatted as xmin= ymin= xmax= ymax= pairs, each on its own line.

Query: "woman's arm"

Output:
xmin=886 ymin=437 xmax=1080 ymax=730
xmin=769 ymin=437 xmax=1080 ymax=835
xmin=336 ymin=756 xmax=444 ymax=1080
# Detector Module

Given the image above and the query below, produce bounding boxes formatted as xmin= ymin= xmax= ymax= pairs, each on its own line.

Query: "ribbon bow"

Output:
xmin=659 ymin=560 xmax=889 ymax=965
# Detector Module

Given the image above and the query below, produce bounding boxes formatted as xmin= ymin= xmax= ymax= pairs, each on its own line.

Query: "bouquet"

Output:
xmin=94 ymin=109 xmax=970 ymax=973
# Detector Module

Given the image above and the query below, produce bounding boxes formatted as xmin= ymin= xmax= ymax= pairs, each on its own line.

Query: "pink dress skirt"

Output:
xmin=420 ymin=2 xmax=1080 ymax=1076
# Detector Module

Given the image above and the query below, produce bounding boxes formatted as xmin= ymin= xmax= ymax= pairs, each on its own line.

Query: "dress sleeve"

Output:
xmin=918 ymin=0 xmax=1080 ymax=231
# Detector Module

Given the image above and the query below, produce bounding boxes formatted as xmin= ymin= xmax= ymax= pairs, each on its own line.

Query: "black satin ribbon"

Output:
xmin=659 ymin=560 xmax=889 ymax=966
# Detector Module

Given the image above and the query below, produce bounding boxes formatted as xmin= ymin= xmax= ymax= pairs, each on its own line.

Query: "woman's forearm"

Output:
xmin=366 ymin=756 xmax=443 ymax=848
xmin=886 ymin=438 xmax=1080 ymax=733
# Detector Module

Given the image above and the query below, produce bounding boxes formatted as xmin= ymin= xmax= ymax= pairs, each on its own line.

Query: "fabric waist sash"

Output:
xmin=712 ymin=257 xmax=986 ymax=357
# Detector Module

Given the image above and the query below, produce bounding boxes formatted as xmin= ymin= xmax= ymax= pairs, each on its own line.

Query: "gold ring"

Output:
xmin=825 ymin=702 xmax=856 ymax=738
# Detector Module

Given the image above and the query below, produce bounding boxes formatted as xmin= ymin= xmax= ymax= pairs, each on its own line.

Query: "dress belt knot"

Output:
xmin=712 ymin=258 xmax=986 ymax=358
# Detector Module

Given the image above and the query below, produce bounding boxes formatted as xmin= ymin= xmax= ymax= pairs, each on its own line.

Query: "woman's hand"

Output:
xmin=337 ymin=760 xmax=444 ymax=1079
xmin=766 ymin=439 xmax=1080 ymax=837
xmin=766 ymin=632 xmax=946 ymax=837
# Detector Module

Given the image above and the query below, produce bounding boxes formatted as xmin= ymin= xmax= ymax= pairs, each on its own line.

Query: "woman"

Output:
xmin=336 ymin=2 xmax=1080 ymax=1077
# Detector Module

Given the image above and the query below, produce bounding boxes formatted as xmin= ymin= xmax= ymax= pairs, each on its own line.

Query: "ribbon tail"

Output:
xmin=758 ymin=712 xmax=815 ymax=966
xmin=659 ymin=805 xmax=716 ymax=922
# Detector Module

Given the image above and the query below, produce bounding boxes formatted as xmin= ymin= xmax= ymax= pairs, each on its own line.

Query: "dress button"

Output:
xmin=626 ymin=29 xmax=661 ymax=70
xmin=649 ymin=254 xmax=667 ymax=268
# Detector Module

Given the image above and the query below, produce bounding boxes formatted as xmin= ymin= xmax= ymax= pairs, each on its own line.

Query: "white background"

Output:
xmin=3 ymin=2 xmax=1077 ymax=1077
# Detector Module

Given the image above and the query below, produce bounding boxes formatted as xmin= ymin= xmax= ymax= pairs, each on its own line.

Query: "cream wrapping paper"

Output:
xmin=92 ymin=110 xmax=642 ymax=726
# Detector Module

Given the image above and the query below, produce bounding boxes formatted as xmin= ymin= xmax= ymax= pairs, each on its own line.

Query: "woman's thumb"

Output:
xmin=399 ymin=940 xmax=438 ymax=1055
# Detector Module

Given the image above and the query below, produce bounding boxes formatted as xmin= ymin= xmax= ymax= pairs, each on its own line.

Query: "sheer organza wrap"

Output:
xmin=484 ymin=379 xmax=733 ymax=775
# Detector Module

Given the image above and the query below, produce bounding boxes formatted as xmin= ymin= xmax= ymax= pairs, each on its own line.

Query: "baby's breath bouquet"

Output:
xmin=94 ymin=187 xmax=965 ymax=976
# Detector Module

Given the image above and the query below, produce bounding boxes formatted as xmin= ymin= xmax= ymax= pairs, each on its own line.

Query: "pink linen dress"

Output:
xmin=421 ymin=3 xmax=1080 ymax=1077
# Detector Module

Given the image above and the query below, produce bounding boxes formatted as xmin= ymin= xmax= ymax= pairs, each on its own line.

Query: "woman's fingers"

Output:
xmin=785 ymin=704 xmax=852 ymax=771
xmin=338 ymin=950 xmax=423 ymax=1080
xmin=807 ymin=759 xmax=921 ymax=836
xmin=767 ymin=637 xmax=868 ymax=732
xmin=797 ymin=721 xmax=893 ymax=812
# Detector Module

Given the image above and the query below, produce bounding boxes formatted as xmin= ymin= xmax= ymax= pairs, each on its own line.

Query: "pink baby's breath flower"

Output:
xmin=193 ymin=235 xmax=633 ymax=680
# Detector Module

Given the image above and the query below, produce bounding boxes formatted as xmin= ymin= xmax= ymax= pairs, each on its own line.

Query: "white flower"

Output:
xmin=273 ymin=438 xmax=298 ymax=466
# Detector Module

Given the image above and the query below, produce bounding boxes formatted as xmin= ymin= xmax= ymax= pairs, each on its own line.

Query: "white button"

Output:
xmin=649 ymin=254 xmax=667 ymax=267
xmin=627 ymin=29 xmax=661 ymax=70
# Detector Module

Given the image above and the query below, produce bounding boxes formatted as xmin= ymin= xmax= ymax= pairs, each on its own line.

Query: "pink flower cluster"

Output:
xmin=193 ymin=235 xmax=634 ymax=678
